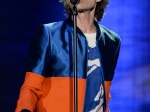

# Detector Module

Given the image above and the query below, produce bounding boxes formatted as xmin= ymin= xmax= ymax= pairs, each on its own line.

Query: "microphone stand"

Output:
xmin=72 ymin=5 xmax=78 ymax=112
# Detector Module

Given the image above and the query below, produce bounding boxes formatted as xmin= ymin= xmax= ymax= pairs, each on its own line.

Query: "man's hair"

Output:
xmin=59 ymin=0 xmax=109 ymax=21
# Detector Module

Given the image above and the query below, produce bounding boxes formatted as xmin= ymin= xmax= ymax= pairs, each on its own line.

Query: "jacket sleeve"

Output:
xmin=15 ymin=72 xmax=44 ymax=112
xmin=104 ymin=38 xmax=121 ymax=112
xmin=112 ymin=38 xmax=121 ymax=79
xmin=15 ymin=25 xmax=51 ymax=112
xmin=104 ymin=35 xmax=121 ymax=81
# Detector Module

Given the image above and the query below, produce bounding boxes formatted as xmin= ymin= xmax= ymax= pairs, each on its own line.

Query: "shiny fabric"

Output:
xmin=15 ymin=72 xmax=86 ymax=112
xmin=26 ymin=17 xmax=121 ymax=81
xmin=16 ymin=17 xmax=121 ymax=112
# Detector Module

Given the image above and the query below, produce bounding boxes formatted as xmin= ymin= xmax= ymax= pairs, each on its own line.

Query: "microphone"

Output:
xmin=70 ymin=0 xmax=80 ymax=5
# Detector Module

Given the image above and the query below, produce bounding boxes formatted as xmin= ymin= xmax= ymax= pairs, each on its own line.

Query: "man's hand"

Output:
xmin=104 ymin=81 xmax=112 ymax=112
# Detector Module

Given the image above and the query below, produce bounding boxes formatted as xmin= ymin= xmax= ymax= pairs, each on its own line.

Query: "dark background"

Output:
xmin=0 ymin=0 xmax=150 ymax=112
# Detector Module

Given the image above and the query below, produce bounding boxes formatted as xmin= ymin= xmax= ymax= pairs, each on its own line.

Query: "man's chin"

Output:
xmin=77 ymin=7 xmax=94 ymax=13
xmin=77 ymin=8 xmax=85 ymax=13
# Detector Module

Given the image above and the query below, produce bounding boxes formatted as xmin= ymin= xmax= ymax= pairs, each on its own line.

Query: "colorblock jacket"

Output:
xmin=15 ymin=17 xmax=121 ymax=112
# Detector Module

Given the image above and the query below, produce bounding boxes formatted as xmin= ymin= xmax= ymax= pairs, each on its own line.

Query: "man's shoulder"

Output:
xmin=33 ymin=20 xmax=66 ymax=41
xmin=98 ymin=24 xmax=121 ymax=43
xmin=43 ymin=20 xmax=65 ymax=31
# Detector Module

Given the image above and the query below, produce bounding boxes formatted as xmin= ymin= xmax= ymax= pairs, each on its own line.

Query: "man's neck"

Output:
xmin=75 ymin=7 xmax=96 ymax=34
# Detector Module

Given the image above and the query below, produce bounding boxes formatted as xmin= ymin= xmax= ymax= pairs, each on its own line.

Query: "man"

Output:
xmin=15 ymin=0 xmax=121 ymax=112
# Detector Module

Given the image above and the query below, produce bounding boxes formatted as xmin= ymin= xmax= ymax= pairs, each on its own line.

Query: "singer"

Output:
xmin=15 ymin=0 xmax=121 ymax=112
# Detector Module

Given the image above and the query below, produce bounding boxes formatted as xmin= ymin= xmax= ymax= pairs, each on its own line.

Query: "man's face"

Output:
xmin=66 ymin=0 xmax=101 ymax=12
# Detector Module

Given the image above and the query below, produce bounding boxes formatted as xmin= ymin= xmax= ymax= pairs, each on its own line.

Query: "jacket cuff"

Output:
xmin=15 ymin=99 xmax=34 ymax=112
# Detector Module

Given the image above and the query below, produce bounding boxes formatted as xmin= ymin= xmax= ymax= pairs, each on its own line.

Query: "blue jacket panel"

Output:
xmin=26 ymin=17 xmax=121 ymax=81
